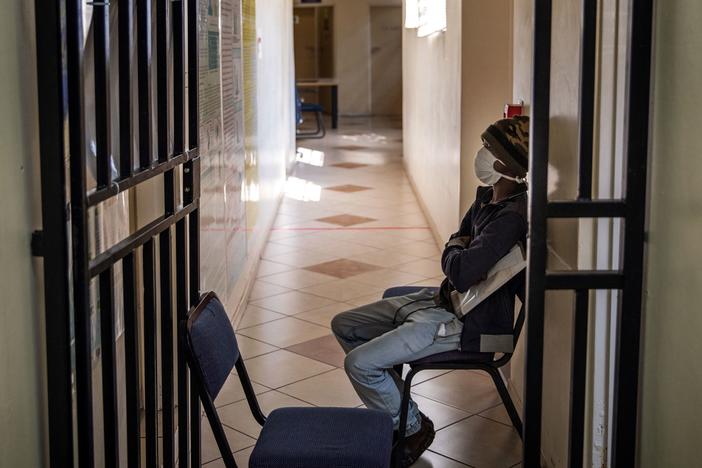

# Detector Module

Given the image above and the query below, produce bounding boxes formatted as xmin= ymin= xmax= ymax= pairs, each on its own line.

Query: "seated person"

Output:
xmin=331 ymin=116 xmax=530 ymax=467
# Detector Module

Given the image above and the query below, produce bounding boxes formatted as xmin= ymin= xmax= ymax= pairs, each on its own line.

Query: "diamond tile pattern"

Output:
xmin=333 ymin=145 xmax=366 ymax=151
xmin=325 ymin=184 xmax=372 ymax=193
xmin=285 ymin=334 xmax=347 ymax=368
xmin=204 ymin=119 xmax=520 ymax=467
xmin=331 ymin=162 xmax=368 ymax=169
xmin=303 ymin=258 xmax=381 ymax=279
xmin=315 ymin=213 xmax=377 ymax=227
xmin=300 ymin=278 xmax=383 ymax=302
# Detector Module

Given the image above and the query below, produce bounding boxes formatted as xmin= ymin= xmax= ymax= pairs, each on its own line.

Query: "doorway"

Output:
xmin=293 ymin=8 xmax=316 ymax=79
xmin=293 ymin=5 xmax=335 ymax=112
xmin=370 ymin=6 xmax=402 ymax=116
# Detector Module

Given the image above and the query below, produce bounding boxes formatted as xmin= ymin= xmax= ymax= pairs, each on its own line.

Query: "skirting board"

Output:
xmin=225 ymin=163 xmax=294 ymax=328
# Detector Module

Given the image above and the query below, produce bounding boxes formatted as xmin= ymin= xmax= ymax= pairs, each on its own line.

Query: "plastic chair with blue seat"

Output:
xmin=182 ymin=291 xmax=394 ymax=468
xmin=382 ymin=286 xmax=524 ymax=465
xmin=295 ymin=89 xmax=326 ymax=139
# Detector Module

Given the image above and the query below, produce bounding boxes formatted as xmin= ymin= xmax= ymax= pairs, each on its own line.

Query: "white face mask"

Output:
xmin=473 ymin=146 xmax=526 ymax=186
xmin=474 ymin=147 xmax=502 ymax=185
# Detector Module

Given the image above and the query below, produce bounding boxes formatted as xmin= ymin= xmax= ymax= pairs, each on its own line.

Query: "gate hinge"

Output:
xmin=31 ymin=230 xmax=44 ymax=257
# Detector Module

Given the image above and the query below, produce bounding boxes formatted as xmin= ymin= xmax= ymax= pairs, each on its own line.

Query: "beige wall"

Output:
xmin=0 ymin=0 xmax=45 ymax=466
xmin=403 ymin=0 xmax=514 ymax=243
xmin=639 ymin=2 xmax=702 ymax=466
xmin=459 ymin=0 xmax=514 ymax=215
xmin=402 ymin=0 xmax=463 ymax=241
xmin=227 ymin=0 xmax=297 ymax=321
xmin=511 ymin=1 xmax=581 ymax=467
xmin=241 ymin=0 xmax=296 ymax=306
xmin=508 ymin=0 xmax=531 ymax=429
xmin=257 ymin=0 xmax=296 ymax=181
xmin=295 ymin=0 xmax=402 ymax=116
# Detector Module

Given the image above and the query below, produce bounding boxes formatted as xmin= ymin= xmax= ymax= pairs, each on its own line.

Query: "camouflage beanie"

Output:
xmin=480 ymin=115 xmax=529 ymax=175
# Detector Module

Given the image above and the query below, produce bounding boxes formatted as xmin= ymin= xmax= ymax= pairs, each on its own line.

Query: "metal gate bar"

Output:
xmin=34 ymin=0 xmax=74 ymax=466
xmin=157 ymin=0 xmax=176 ymax=464
xmin=612 ymin=0 xmax=654 ymax=464
xmin=99 ymin=267 xmax=119 ymax=468
xmin=137 ymin=0 xmax=153 ymax=171
xmin=123 ymin=252 xmax=141 ymax=467
xmin=118 ymin=0 xmax=133 ymax=179
xmin=524 ymin=0 xmax=654 ymax=467
xmin=523 ymin=0 xmax=552 ymax=464
xmin=65 ymin=1 xmax=96 ymax=466
xmin=173 ymin=1 xmax=189 ymax=463
xmin=568 ymin=0 xmax=598 ymax=464
xmin=143 ymin=238 xmax=159 ymax=467
xmin=34 ymin=0 xmax=201 ymax=466
xmin=186 ymin=0 xmax=202 ymax=462
xmin=176 ymin=218 xmax=190 ymax=465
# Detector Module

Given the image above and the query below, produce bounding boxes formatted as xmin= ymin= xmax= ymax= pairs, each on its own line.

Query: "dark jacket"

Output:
xmin=437 ymin=186 xmax=528 ymax=353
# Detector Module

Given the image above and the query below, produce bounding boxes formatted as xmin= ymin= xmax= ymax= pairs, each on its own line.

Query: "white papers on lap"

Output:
xmin=450 ymin=244 xmax=526 ymax=319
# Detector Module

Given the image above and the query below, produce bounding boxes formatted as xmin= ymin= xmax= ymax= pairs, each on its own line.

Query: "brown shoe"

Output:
xmin=393 ymin=414 xmax=435 ymax=467
xmin=419 ymin=412 xmax=434 ymax=431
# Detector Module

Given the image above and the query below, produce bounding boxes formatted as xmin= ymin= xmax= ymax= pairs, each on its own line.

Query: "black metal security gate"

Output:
xmin=34 ymin=0 xmax=202 ymax=466
xmin=524 ymin=0 xmax=654 ymax=467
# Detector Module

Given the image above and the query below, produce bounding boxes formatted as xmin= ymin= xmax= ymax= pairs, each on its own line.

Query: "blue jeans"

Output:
xmin=331 ymin=290 xmax=463 ymax=436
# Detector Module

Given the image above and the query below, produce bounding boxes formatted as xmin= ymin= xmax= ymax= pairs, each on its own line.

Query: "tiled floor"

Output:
xmin=204 ymin=117 xmax=522 ymax=468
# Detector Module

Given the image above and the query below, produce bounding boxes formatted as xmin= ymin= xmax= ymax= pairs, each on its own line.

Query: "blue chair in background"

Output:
xmin=182 ymin=291 xmax=393 ymax=468
xmin=296 ymin=89 xmax=326 ymax=139
xmin=382 ymin=286 xmax=524 ymax=467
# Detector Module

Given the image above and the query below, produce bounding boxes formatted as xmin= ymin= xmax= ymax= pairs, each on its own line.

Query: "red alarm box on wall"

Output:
xmin=504 ymin=103 xmax=524 ymax=118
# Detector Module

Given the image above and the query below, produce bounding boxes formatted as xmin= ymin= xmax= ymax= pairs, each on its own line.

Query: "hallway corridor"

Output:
xmin=202 ymin=119 xmax=522 ymax=467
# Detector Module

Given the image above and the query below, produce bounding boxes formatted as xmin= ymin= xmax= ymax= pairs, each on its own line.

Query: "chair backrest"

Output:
xmin=295 ymin=88 xmax=303 ymax=125
xmin=492 ymin=290 xmax=526 ymax=367
xmin=512 ymin=291 xmax=526 ymax=346
xmin=185 ymin=291 xmax=239 ymax=400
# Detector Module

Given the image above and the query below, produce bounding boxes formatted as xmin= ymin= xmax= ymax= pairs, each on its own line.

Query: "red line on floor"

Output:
xmin=271 ymin=226 xmax=431 ymax=231
xmin=199 ymin=226 xmax=431 ymax=232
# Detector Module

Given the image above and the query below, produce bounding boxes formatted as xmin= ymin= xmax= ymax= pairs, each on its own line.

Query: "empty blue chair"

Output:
xmin=295 ymin=89 xmax=326 ymax=139
xmin=182 ymin=291 xmax=393 ymax=468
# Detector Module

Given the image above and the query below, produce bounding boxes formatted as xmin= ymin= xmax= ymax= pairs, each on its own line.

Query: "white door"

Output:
xmin=370 ymin=6 xmax=402 ymax=116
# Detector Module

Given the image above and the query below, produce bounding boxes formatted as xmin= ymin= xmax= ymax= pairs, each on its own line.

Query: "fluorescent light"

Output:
xmin=405 ymin=0 xmax=419 ymax=28
xmin=416 ymin=0 xmax=446 ymax=37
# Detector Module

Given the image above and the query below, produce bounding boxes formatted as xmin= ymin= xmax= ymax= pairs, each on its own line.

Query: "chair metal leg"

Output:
xmin=296 ymin=110 xmax=326 ymax=139
xmin=183 ymin=335 xmax=238 ymax=467
xmin=235 ymin=358 xmax=267 ymax=427
xmin=314 ymin=110 xmax=326 ymax=138
xmin=486 ymin=366 xmax=523 ymax=438
xmin=200 ymin=387 xmax=238 ymax=467
xmin=393 ymin=361 xmax=522 ymax=468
